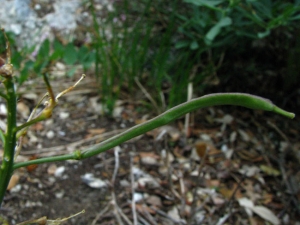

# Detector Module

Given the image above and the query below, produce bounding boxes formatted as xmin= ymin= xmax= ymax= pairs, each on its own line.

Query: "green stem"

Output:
xmin=13 ymin=93 xmax=294 ymax=170
xmin=13 ymin=154 xmax=75 ymax=169
xmin=15 ymin=115 xmax=47 ymax=133
xmin=0 ymin=77 xmax=17 ymax=207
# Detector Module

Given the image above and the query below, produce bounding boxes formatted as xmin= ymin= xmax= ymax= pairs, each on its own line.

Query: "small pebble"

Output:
xmin=54 ymin=166 xmax=65 ymax=177
xmin=46 ymin=130 xmax=55 ymax=139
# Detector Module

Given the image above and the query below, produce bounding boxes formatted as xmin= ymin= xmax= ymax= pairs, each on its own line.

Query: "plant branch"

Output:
xmin=0 ymin=77 xmax=17 ymax=206
xmin=15 ymin=115 xmax=49 ymax=133
xmin=15 ymin=74 xmax=85 ymax=134
xmin=13 ymin=93 xmax=294 ymax=170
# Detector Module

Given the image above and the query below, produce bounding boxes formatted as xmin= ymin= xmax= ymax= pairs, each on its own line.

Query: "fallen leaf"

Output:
xmin=212 ymin=195 xmax=225 ymax=205
xmin=27 ymin=155 xmax=38 ymax=172
xmin=47 ymin=164 xmax=57 ymax=175
xmin=87 ymin=128 xmax=106 ymax=135
xmin=139 ymin=152 xmax=160 ymax=165
xmin=206 ymin=179 xmax=220 ymax=188
xmin=230 ymin=131 xmax=237 ymax=142
xmin=262 ymin=193 xmax=273 ymax=205
xmin=215 ymin=114 xmax=234 ymax=124
xmin=195 ymin=141 xmax=207 ymax=158
xmin=7 ymin=174 xmax=20 ymax=190
xmin=251 ymin=206 xmax=280 ymax=225
xmin=219 ymin=183 xmax=242 ymax=199
xmin=238 ymin=197 xmax=254 ymax=216
xmin=238 ymin=129 xmax=250 ymax=142
xmin=146 ymin=195 xmax=162 ymax=207
xmin=238 ymin=165 xmax=260 ymax=177
xmin=32 ymin=122 xmax=44 ymax=131
xmin=238 ymin=197 xmax=280 ymax=225
xmin=260 ymin=165 xmax=280 ymax=176
xmin=185 ymin=191 xmax=193 ymax=205
xmin=136 ymin=177 xmax=160 ymax=188
xmin=167 ymin=206 xmax=181 ymax=222
xmin=134 ymin=204 xmax=155 ymax=214
xmin=238 ymin=197 xmax=254 ymax=208
xmin=194 ymin=141 xmax=219 ymax=159
xmin=237 ymin=149 xmax=263 ymax=162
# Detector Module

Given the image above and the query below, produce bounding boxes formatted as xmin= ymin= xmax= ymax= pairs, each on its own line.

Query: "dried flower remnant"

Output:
xmin=0 ymin=60 xmax=13 ymax=77
xmin=0 ymin=29 xmax=13 ymax=78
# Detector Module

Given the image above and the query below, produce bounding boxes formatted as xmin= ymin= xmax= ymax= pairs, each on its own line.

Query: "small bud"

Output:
xmin=0 ymin=63 xmax=13 ymax=77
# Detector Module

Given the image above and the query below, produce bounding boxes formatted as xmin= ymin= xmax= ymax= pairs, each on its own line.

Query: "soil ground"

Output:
xmin=0 ymin=74 xmax=299 ymax=225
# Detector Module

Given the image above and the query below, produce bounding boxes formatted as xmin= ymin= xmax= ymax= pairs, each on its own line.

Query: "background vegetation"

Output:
xmin=0 ymin=0 xmax=299 ymax=223
xmin=1 ymin=0 xmax=299 ymax=113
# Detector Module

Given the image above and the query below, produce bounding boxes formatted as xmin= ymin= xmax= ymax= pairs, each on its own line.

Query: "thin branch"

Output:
xmin=111 ymin=146 xmax=133 ymax=224
xmin=112 ymin=191 xmax=124 ymax=225
xmin=16 ymin=93 xmax=49 ymax=138
xmin=112 ymin=146 xmax=120 ymax=184
xmin=184 ymin=82 xmax=193 ymax=139
xmin=130 ymin=152 xmax=138 ymax=225
xmin=55 ymin=74 xmax=86 ymax=100
xmin=134 ymin=77 xmax=160 ymax=114
xmin=91 ymin=204 xmax=111 ymax=225
xmin=267 ymin=120 xmax=289 ymax=142
xmin=14 ymin=93 xmax=47 ymax=159
xmin=189 ymin=146 xmax=208 ymax=224
xmin=42 ymin=74 xmax=56 ymax=105
xmin=15 ymin=75 xmax=85 ymax=134
xmin=116 ymin=202 xmax=133 ymax=225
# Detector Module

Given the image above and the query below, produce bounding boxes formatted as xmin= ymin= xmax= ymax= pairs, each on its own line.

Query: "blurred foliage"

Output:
xmin=0 ymin=31 xmax=95 ymax=85
xmin=177 ymin=0 xmax=300 ymax=49
xmin=1 ymin=0 xmax=299 ymax=113
xmin=89 ymin=0 xmax=300 ymax=113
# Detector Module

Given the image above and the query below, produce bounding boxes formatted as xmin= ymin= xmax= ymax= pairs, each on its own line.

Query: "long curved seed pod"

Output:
xmin=13 ymin=93 xmax=294 ymax=170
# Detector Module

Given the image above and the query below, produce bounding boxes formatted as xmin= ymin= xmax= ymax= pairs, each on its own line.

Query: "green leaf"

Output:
xmin=37 ymin=39 xmax=50 ymax=60
xmin=66 ymin=67 xmax=76 ymax=77
xmin=257 ymin=29 xmax=270 ymax=38
xmin=34 ymin=59 xmax=49 ymax=75
xmin=252 ymin=0 xmax=272 ymax=19
xmin=175 ymin=41 xmax=190 ymax=49
xmin=19 ymin=61 xmax=34 ymax=84
xmin=50 ymin=39 xmax=64 ymax=61
xmin=205 ymin=17 xmax=232 ymax=44
xmin=11 ymin=50 xmax=22 ymax=69
xmin=78 ymin=46 xmax=96 ymax=70
xmin=190 ymin=40 xmax=199 ymax=50
xmin=184 ymin=0 xmax=224 ymax=7
xmin=63 ymin=43 xmax=78 ymax=65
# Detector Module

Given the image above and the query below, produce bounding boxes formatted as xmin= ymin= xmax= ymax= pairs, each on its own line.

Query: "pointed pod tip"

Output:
xmin=273 ymin=106 xmax=295 ymax=119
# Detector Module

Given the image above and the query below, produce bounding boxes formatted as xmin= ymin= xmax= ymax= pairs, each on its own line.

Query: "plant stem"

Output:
xmin=0 ymin=77 xmax=17 ymax=207
xmin=15 ymin=116 xmax=48 ymax=133
xmin=13 ymin=93 xmax=294 ymax=171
